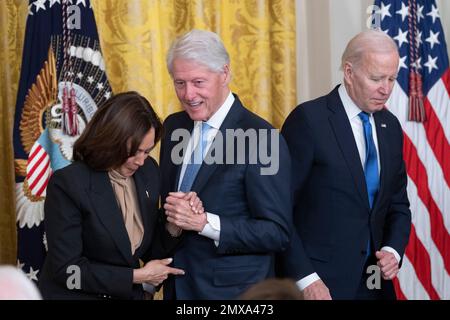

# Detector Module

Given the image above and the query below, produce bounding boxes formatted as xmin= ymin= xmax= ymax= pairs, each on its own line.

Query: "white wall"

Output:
xmin=296 ymin=0 xmax=450 ymax=104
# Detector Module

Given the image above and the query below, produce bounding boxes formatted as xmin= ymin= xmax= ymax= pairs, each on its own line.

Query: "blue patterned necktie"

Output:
xmin=179 ymin=122 xmax=211 ymax=192
xmin=358 ymin=111 xmax=379 ymax=258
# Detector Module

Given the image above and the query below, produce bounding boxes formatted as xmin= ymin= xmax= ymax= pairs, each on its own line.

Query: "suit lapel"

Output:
xmin=327 ymin=87 xmax=370 ymax=210
xmin=372 ymin=111 xmax=389 ymax=211
xmin=87 ymin=170 xmax=134 ymax=265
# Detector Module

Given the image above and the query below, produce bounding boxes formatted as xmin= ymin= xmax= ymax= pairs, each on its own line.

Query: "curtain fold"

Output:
xmin=0 ymin=0 xmax=28 ymax=264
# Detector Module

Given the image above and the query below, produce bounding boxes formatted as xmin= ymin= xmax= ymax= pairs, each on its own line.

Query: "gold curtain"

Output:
xmin=0 ymin=0 xmax=28 ymax=264
xmin=91 ymin=0 xmax=296 ymax=128
xmin=0 ymin=0 xmax=296 ymax=264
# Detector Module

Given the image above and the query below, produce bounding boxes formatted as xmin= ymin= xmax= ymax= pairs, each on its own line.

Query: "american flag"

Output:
xmin=373 ymin=0 xmax=450 ymax=299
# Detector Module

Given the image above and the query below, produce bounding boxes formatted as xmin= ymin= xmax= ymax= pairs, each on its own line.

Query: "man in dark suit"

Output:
xmin=278 ymin=30 xmax=411 ymax=300
xmin=159 ymin=29 xmax=292 ymax=299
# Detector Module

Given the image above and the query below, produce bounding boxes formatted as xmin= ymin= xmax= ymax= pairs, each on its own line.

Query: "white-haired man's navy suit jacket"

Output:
xmin=160 ymin=94 xmax=292 ymax=299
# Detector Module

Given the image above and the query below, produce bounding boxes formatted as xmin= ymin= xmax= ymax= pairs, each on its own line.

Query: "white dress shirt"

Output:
xmin=296 ymin=84 xmax=401 ymax=291
xmin=177 ymin=91 xmax=235 ymax=246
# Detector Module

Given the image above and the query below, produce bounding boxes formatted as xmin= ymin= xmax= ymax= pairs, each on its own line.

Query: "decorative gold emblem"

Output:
xmin=19 ymin=47 xmax=57 ymax=156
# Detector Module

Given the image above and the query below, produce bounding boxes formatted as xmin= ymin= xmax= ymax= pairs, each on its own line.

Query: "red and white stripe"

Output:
xmin=386 ymin=70 xmax=450 ymax=299
xmin=26 ymin=143 xmax=52 ymax=197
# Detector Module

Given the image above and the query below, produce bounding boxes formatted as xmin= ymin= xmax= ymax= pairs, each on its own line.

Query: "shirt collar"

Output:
xmin=194 ymin=91 xmax=234 ymax=130
xmin=338 ymin=84 xmax=369 ymax=121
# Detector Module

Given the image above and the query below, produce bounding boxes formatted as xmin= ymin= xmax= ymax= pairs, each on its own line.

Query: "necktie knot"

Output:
xmin=202 ymin=121 xmax=211 ymax=132
xmin=358 ymin=111 xmax=370 ymax=123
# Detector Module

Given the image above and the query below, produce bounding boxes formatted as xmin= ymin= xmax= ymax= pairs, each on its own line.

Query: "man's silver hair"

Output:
xmin=341 ymin=29 xmax=399 ymax=70
xmin=166 ymin=29 xmax=230 ymax=76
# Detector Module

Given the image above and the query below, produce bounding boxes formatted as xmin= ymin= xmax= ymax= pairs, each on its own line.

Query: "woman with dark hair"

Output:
xmin=38 ymin=91 xmax=199 ymax=299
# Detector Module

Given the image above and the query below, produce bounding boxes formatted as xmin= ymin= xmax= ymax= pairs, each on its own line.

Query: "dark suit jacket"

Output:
xmin=38 ymin=157 xmax=176 ymax=299
xmin=159 ymin=94 xmax=292 ymax=299
xmin=277 ymin=86 xmax=411 ymax=299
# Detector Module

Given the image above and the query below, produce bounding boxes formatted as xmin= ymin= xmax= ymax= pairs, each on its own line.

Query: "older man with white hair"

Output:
xmin=160 ymin=29 xmax=292 ymax=300
xmin=277 ymin=29 xmax=411 ymax=300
